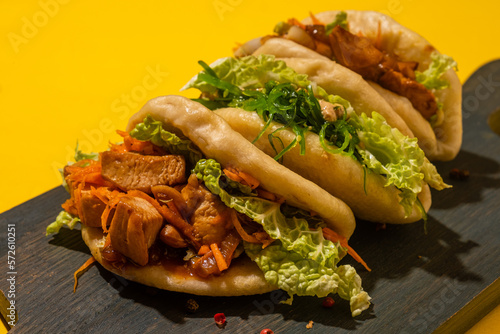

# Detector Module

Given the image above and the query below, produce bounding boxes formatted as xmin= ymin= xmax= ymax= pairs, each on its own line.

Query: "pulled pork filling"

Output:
xmin=61 ymin=131 xmax=273 ymax=278
xmin=270 ymin=18 xmax=438 ymax=120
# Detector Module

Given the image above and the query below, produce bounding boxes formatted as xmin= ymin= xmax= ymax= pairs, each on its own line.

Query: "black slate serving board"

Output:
xmin=1 ymin=61 xmax=499 ymax=334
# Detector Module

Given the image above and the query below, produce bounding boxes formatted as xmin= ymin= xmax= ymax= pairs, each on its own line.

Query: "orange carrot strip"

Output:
xmin=256 ymin=188 xmax=276 ymax=202
xmin=73 ymin=256 xmax=96 ymax=293
xmin=288 ymin=18 xmax=306 ymax=30
xmin=116 ymin=129 xmax=166 ymax=155
xmin=237 ymin=171 xmax=260 ymax=189
xmin=253 ymin=231 xmax=275 ymax=249
xmin=210 ymin=243 xmax=228 ymax=272
xmin=309 ymin=12 xmax=323 ymax=25
xmin=198 ymin=245 xmax=210 ymax=255
xmin=323 ymin=227 xmax=371 ymax=272
xmin=223 ymin=168 xmax=243 ymax=183
xmin=230 ymin=210 xmax=260 ymax=243
xmin=224 ymin=167 xmax=260 ymax=189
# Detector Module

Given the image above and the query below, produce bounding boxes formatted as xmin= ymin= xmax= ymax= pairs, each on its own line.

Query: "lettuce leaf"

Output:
xmin=245 ymin=242 xmax=371 ymax=316
xmin=183 ymin=54 xmax=352 ymax=110
xmin=415 ymin=52 xmax=458 ymax=90
xmin=325 ymin=11 xmax=348 ymax=35
xmin=193 ymin=158 xmax=370 ymax=315
xmin=183 ymin=55 xmax=310 ymax=94
xmin=129 ymin=114 xmax=203 ymax=167
xmin=46 ymin=210 xmax=80 ymax=236
xmin=184 ymin=55 xmax=449 ymax=217
xmin=350 ymin=112 xmax=449 ymax=216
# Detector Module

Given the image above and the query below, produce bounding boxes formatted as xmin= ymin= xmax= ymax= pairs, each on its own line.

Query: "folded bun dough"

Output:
xmin=83 ymin=95 xmax=359 ymax=296
xmin=251 ymin=10 xmax=462 ymax=161
xmin=126 ymin=95 xmax=356 ymax=238
xmin=302 ymin=10 xmax=462 ymax=161
xmin=82 ymin=226 xmax=276 ymax=296
xmin=215 ymin=107 xmax=432 ymax=224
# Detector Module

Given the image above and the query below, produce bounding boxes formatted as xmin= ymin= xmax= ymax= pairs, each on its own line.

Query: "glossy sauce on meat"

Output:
xmin=100 ymin=151 xmax=186 ymax=194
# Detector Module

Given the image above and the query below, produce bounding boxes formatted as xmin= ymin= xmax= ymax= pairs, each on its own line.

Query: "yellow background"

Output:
xmin=0 ymin=1 xmax=499 ymax=331
xmin=1 ymin=0 xmax=499 ymax=213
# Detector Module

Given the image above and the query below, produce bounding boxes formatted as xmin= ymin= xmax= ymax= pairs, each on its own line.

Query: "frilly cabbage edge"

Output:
xmin=415 ymin=52 xmax=458 ymax=90
xmin=183 ymin=54 xmax=449 ymax=218
xmin=349 ymin=112 xmax=450 ymax=216
xmin=47 ymin=114 xmax=371 ymax=317
xmin=194 ymin=158 xmax=371 ymax=317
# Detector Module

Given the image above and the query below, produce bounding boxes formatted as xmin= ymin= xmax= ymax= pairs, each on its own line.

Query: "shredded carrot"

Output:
xmin=223 ymin=167 xmax=260 ymax=189
xmin=103 ymin=233 xmax=111 ymax=248
xmin=323 ymin=227 xmax=371 ymax=272
xmin=61 ymin=197 xmax=78 ymax=217
xmin=198 ymin=245 xmax=210 ymax=255
xmin=223 ymin=168 xmax=243 ymax=183
xmin=115 ymin=130 xmax=166 ymax=155
xmin=287 ymin=17 xmax=306 ymax=30
xmin=309 ymin=12 xmax=323 ymax=25
xmin=256 ymin=188 xmax=276 ymax=201
xmin=89 ymin=187 xmax=126 ymax=233
xmin=238 ymin=172 xmax=260 ymax=189
xmin=73 ymin=256 xmax=96 ymax=293
xmin=253 ymin=231 xmax=275 ymax=249
xmin=230 ymin=210 xmax=260 ymax=243
xmin=210 ymin=243 xmax=228 ymax=272
xmin=256 ymin=188 xmax=285 ymax=204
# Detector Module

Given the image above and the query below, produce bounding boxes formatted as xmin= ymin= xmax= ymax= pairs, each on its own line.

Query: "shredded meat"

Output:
xmin=109 ymin=195 xmax=164 ymax=266
xmin=328 ymin=25 xmax=438 ymax=120
xmin=181 ymin=175 xmax=233 ymax=246
xmin=378 ymin=69 xmax=438 ymax=120
xmin=280 ymin=22 xmax=438 ymax=120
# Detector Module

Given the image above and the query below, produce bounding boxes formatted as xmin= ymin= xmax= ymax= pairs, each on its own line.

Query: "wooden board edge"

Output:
xmin=433 ymin=277 xmax=500 ymax=334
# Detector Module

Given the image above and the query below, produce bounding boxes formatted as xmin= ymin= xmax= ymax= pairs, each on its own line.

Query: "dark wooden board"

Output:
xmin=1 ymin=61 xmax=500 ymax=334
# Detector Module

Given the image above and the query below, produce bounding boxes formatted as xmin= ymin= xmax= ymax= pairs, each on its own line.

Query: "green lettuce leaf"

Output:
xmin=183 ymin=54 xmax=351 ymax=109
xmin=193 ymin=158 xmax=370 ymax=315
xmin=46 ymin=210 xmax=80 ymax=236
xmin=415 ymin=52 xmax=458 ymax=90
xmin=350 ymin=111 xmax=449 ymax=216
xmin=74 ymin=142 xmax=99 ymax=162
xmin=184 ymin=55 xmax=448 ymax=217
xmin=245 ymin=242 xmax=371 ymax=316
xmin=129 ymin=114 xmax=203 ymax=167
xmin=183 ymin=55 xmax=310 ymax=94
xmin=325 ymin=11 xmax=348 ymax=34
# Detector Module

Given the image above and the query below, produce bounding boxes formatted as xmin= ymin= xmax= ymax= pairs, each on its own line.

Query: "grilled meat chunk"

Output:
xmin=181 ymin=174 xmax=233 ymax=246
xmin=109 ymin=195 xmax=163 ymax=266
xmin=79 ymin=190 xmax=108 ymax=227
xmin=329 ymin=25 xmax=438 ymax=119
xmin=160 ymin=225 xmax=188 ymax=248
xmin=100 ymin=151 xmax=186 ymax=194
